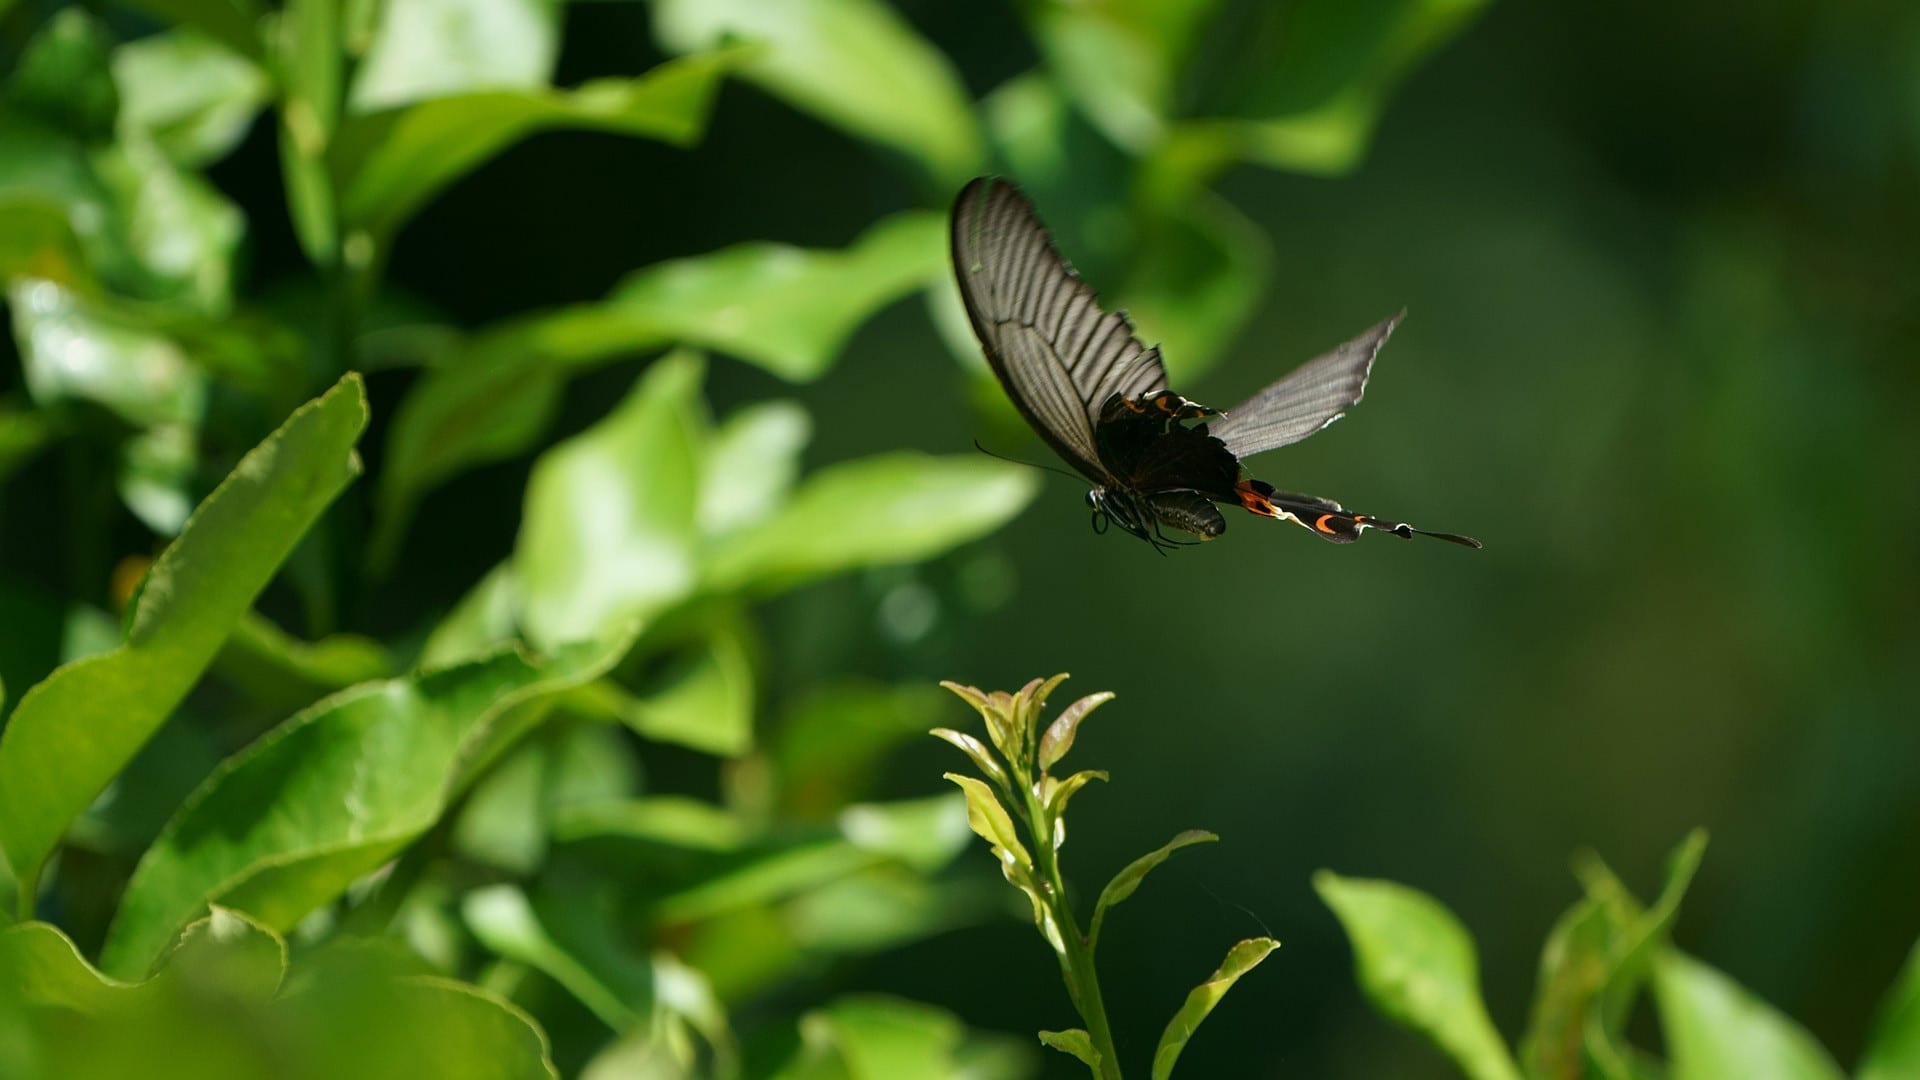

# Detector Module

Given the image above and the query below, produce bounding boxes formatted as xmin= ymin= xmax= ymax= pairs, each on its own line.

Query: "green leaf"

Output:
xmin=1038 ymin=690 xmax=1113 ymax=772
xmin=463 ymin=883 xmax=653 ymax=1030
xmin=0 ymin=196 xmax=88 ymax=291
xmin=597 ymin=208 xmax=946 ymax=382
xmin=705 ymin=453 xmax=1039 ymax=593
xmin=454 ymin=723 xmax=637 ymax=873
xmin=212 ymin=611 xmax=391 ymax=710
xmin=652 ymin=0 xmax=982 ymax=186
xmin=0 ymin=913 xmax=555 ymax=1078
xmin=1164 ymin=0 xmax=1491 ymax=180
xmin=1089 ymin=829 xmax=1216 ymax=949
xmin=929 ymin=727 xmax=1011 ymax=793
xmin=113 ymin=29 xmax=270 ymax=167
xmin=1151 ymin=937 xmax=1279 ymax=1080
xmin=7 ymin=10 xmax=118 ymax=140
xmin=1038 ymin=1028 xmax=1102 ymax=1073
xmin=1040 ymin=769 xmax=1107 ymax=825
xmin=11 ymin=277 xmax=207 ymax=429
xmin=0 ymin=907 xmax=285 ymax=1015
xmin=0 ymin=375 xmax=366 ymax=899
xmin=333 ymin=48 xmax=741 ymax=239
xmin=515 ymin=352 xmax=704 ymax=649
xmin=1522 ymin=831 xmax=1708 ymax=1078
xmin=1859 ymin=937 xmax=1920 ymax=1080
xmin=773 ymin=995 xmax=970 ymax=1080
xmin=1027 ymin=0 xmax=1222 ymax=151
xmin=371 ymin=212 xmax=941 ymax=557
xmin=419 ymin=561 xmax=520 ymax=668
xmin=348 ymin=0 xmax=560 ymax=112
xmin=99 ymin=633 xmax=632 ymax=978
xmin=554 ymin=795 xmax=749 ymax=852
xmin=1315 ymin=871 xmax=1522 ymax=1080
xmin=650 ymin=837 xmax=881 ymax=927
xmin=616 ymin=619 xmax=756 ymax=756
xmin=120 ymin=0 xmax=267 ymax=63
xmin=275 ymin=0 xmax=344 ymax=265
xmin=1652 ymin=950 xmax=1845 ymax=1080
xmin=835 ymin=795 xmax=972 ymax=874
xmin=699 ymin=400 xmax=811 ymax=537
xmin=943 ymin=773 xmax=1031 ymax=872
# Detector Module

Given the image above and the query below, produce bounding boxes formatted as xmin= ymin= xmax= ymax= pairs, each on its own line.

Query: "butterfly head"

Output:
xmin=1086 ymin=487 xmax=1156 ymax=546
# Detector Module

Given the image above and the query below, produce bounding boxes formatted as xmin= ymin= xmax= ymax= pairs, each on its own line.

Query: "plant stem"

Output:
xmin=1024 ymin=781 xmax=1123 ymax=1079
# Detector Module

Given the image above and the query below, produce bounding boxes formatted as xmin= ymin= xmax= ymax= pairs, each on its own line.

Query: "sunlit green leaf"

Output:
xmin=0 ymin=196 xmax=88 ymax=290
xmin=463 ymin=883 xmax=653 ymax=1030
xmin=554 ymin=795 xmax=750 ymax=852
xmin=7 ymin=10 xmax=118 ymax=140
xmin=1028 ymin=0 xmax=1221 ymax=151
xmin=1038 ymin=690 xmax=1113 ymax=772
xmin=616 ymin=619 xmax=756 ymax=756
xmin=334 ymin=48 xmax=742 ymax=239
xmin=651 ymin=836 xmax=878 ymax=927
xmin=10 ymin=277 xmax=207 ymax=429
xmin=835 ymin=795 xmax=971 ymax=874
xmin=704 ymin=453 xmax=1038 ymax=593
xmin=1859 ymin=937 xmax=1920 ymax=1080
xmin=1090 ymin=829 xmax=1215 ymax=949
xmin=1038 ymin=1028 xmax=1101 ymax=1073
xmin=652 ymin=0 xmax=982 ymax=186
xmin=372 ymin=212 xmax=940 ymax=558
xmin=1315 ymin=871 xmax=1522 ymax=1080
xmin=1522 ymin=831 xmax=1707 ymax=1078
xmin=943 ymin=773 xmax=1030 ymax=872
xmin=1652 ymin=950 xmax=1845 ymax=1080
xmin=349 ymin=0 xmax=560 ymax=112
xmin=419 ymin=562 xmax=520 ymax=668
xmin=0 ymin=913 xmax=554 ymax=1077
xmin=455 ymin=723 xmax=635 ymax=872
xmin=114 ymin=29 xmax=270 ymax=167
xmin=595 ymin=209 xmax=946 ymax=382
xmin=120 ymin=0 xmax=267 ymax=62
xmin=930 ymin=727 xmax=1010 ymax=793
xmin=515 ymin=352 xmax=704 ymax=650
xmin=772 ymin=994 xmax=970 ymax=1080
xmin=100 ymin=633 xmax=631 ymax=978
xmin=1162 ymin=0 xmax=1491 ymax=181
xmin=213 ymin=611 xmax=391 ymax=710
xmin=0 ymin=907 xmax=284 ymax=1015
xmin=0 ymin=375 xmax=366 ymax=901
xmin=698 ymin=400 xmax=811 ymax=538
xmin=275 ymin=0 xmax=344 ymax=265
xmin=1151 ymin=937 xmax=1279 ymax=1080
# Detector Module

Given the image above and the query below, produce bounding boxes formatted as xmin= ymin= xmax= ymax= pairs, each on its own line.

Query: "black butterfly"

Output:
xmin=950 ymin=177 xmax=1479 ymax=553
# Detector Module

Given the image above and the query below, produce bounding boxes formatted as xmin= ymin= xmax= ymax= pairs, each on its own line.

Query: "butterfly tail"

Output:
xmin=1234 ymin=480 xmax=1481 ymax=548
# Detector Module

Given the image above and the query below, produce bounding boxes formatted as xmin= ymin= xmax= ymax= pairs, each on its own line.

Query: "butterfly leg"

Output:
xmin=1234 ymin=479 xmax=1480 ymax=548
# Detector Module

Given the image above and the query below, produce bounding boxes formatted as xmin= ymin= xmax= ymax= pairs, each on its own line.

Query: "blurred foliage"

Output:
xmin=0 ymin=0 xmax=1914 ymax=1077
xmin=1321 ymin=833 xmax=1920 ymax=1080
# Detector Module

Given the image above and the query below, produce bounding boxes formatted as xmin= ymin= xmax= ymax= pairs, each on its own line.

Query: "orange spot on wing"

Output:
xmin=1234 ymin=479 xmax=1283 ymax=518
xmin=1314 ymin=514 xmax=1338 ymax=534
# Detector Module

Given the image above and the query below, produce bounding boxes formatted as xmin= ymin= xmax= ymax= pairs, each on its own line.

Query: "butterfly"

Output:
xmin=950 ymin=177 xmax=1479 ymax=553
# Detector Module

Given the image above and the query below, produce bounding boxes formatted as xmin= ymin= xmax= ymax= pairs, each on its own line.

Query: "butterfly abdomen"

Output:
xmin=1147 ymin=490 xmax=1227 ymax=540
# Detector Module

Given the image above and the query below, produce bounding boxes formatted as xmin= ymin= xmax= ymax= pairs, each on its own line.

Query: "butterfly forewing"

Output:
xmin=1210 ymin=314 xmax=1400 ymax=459
xmin=951 ymin=178 xmax=1170 ymax=481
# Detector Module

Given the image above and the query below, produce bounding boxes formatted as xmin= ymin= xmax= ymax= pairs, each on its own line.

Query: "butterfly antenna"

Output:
xmin=971 ymin=439 xmax=1085 ymax=483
